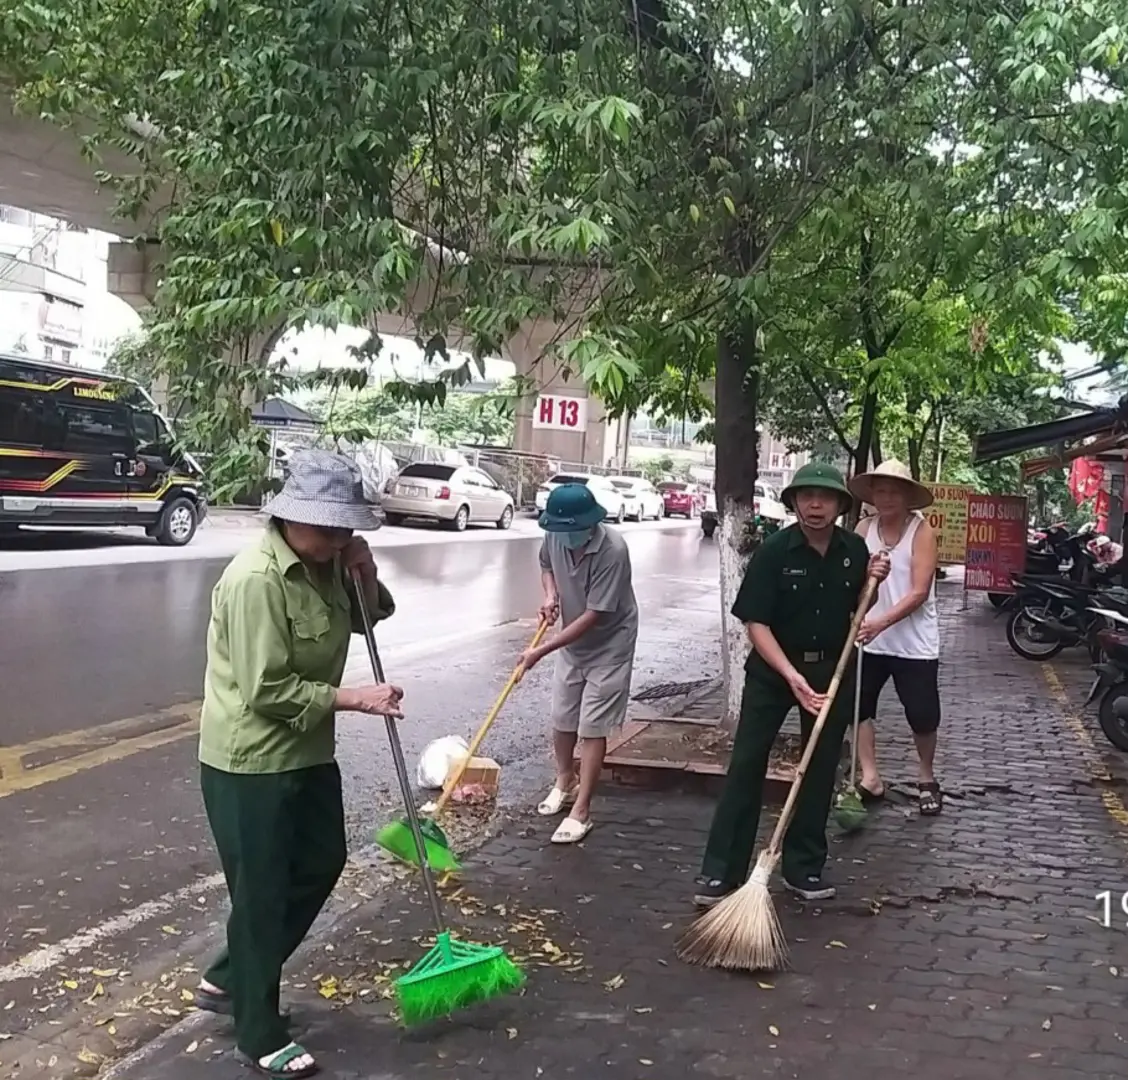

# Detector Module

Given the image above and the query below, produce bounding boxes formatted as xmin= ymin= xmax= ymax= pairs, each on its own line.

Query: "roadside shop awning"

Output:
xmin=972 ymin=396 xmax=1128 ymax=479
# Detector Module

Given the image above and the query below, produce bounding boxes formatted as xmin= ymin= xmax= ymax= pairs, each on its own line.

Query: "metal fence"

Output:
xmin=457 ymin=448 xmax=644 ymax=510
xmin=459 ymin=446 xmax=557 ymax=510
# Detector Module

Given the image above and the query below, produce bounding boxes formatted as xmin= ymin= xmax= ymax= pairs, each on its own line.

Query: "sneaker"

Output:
xmin=783 ymin=875 xmax=836 ymax=901
xmin=693 ymin=877 xmax=737 ymax=908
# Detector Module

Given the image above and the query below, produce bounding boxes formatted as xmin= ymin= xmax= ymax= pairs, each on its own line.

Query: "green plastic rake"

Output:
xmin=353 ymin=578 xmax=524 ymax=1024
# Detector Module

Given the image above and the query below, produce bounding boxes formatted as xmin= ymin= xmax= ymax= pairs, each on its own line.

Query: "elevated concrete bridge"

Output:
xmin=0 ymin=101 xmax=626 ymax=466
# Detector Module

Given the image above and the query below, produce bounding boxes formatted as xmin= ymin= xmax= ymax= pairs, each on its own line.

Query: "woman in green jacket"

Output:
xmin=193 ymin=451 xmax=402 ymax=1078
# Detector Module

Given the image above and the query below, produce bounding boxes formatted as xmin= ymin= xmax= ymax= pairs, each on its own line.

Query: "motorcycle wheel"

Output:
xmin=1098 ymin=683 xmax=1128 ymax=752
xmin=1005 ymin=607 xmax=1067 ymax=661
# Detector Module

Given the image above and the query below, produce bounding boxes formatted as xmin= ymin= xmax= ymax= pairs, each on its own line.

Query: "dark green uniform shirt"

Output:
xmin=732 ymin=524 xmax=868 ymax=678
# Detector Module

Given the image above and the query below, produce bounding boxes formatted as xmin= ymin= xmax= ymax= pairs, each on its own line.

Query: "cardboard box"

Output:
xmin=444 ymin=756 xmax=501 ymax=802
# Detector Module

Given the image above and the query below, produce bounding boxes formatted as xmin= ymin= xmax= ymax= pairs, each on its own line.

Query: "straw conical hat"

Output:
xmin=848 ymin=460 xmax=933 ymax=511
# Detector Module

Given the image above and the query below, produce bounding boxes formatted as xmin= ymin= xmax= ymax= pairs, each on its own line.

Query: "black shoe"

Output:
xmin=783 ymin=875 xmax=836 ymax=901
xmin=693 ymin=877 xmax=737 ymax=908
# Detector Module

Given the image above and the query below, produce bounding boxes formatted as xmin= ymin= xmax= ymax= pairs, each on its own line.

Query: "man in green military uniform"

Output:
xmin=694 ymin=463 xmax=890 ymax=907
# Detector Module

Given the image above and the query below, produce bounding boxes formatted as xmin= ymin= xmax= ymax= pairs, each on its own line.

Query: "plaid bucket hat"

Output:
xmin=261 ymin=449 xmax=382 ymax=530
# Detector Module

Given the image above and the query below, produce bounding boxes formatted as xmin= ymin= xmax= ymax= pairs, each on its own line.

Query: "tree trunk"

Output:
xmin=930 ymin=411 xmax=945 ymax=482
xmin=715 ymin=317 xmax=760 ymax=730
xmin=853 ymin=375 xmax=879 ymax=475
xmin=907 ymin=434 xmax=922 ymax=480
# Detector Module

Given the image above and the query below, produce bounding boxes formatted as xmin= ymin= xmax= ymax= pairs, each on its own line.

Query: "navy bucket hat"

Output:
xmin=539 ymin=483 xmax=607 ymax=532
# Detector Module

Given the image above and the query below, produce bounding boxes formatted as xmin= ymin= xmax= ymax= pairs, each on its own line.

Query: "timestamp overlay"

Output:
xmin=1095 ymin=890 xmax=1128 ymax=929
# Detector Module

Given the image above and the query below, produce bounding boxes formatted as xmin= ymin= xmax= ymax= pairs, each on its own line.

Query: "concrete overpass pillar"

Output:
xmin=107 ymin=239 xmax=161 ymax=313
xmin=505 ymin=317 xmax=626 ymax=469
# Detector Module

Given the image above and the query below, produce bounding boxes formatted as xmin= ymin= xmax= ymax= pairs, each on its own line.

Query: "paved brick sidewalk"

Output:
xmin=107 ymin=585 xmax=1128 ymax=1080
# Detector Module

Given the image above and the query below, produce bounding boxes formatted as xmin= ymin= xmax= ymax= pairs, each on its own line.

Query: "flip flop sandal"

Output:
xmin=235 ymin=1043 xmax=319 ymax=1079
xmin=919 ymin=782 xmax=943 ymax=816
xmin=537 ymin=785 xmax=578 ymax=816
xmin=196 ymin=989 xmax=292 ymax=1022
xmin=858 ymin=783 xmax=886 ymax=804
xmin=551 ymin=816 xmax=594 ymax=844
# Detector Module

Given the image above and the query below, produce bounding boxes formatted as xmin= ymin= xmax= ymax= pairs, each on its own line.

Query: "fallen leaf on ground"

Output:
xmin=603 ymin=974 xmax=625 ymax=991
xmin=0 ymin=1034 xmax=10 ymax=1041
xmin=92 ymin=970 xmax=118 ymax=979
xmin=63 ymin=980 xmax=79 ymax=990
xmin=107 ymin=1025 xmax=117 ymax=1036
xmin=768 ymin=1025 xmax=779 ymax=1037
xmin=639 ymin=1059 xmax=653 ymax=1066
xmin=867 ymin=1004 xmax=877 ymax=1011
xmin=185 ymin=1041 xmax=199 ymax=1054
xmin=634 ymin=1007 xmax=652 ymax=1014
xmin=1111 ymin=967 xmax=1120 ymax=977
xmin=757 ymin=982 xmax=774 ymax=990
xmin=1029 ymin=1053 xmax=1042 ymax=1059
xmin=180 ymin=989 xmax=194 ymax=1002
xmin=1031 ymin=933 xmax=1047 ymax=940
xmin=77 ymin=1048 xmax=102 ymax=1065
xmin=507 ymin=1028 xmax=517 ymax=1040
xmin=161 ymin=926 xmax=180 ymax=936
xmin=827 ymin=941 xmax=847 ymax=949
xmin=1041 ymin=1019 xmax=1052 ymax=1031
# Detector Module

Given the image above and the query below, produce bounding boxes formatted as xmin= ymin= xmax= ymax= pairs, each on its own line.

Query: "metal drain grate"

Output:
xmin=632 ymin=678 xmax=713 ymax=703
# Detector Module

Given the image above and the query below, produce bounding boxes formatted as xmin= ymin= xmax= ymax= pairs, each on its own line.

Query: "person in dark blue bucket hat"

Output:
xmin=516 ymin=483 xmax=638 ymax=844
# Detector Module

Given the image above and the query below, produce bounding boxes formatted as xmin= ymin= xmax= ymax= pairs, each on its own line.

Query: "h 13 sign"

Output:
xmin=532 ymin=394 xmax=588 ymax=431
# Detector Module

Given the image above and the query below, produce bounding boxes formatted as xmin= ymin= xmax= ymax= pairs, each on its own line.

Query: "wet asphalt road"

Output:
xmin=0 ymin=516 xmax=720 ymax=1042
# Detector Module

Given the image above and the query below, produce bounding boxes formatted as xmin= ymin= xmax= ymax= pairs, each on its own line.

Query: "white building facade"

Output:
xmin=0 ymin=204 xmax=136 ymax=368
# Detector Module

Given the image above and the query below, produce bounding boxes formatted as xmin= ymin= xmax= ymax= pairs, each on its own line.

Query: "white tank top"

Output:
xmin=862 ymin=512 xmax=939 ymax=661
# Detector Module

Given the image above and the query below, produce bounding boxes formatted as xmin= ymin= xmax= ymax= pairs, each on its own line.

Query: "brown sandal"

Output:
xmin=919 ymin=782 xmax=942 ymax=816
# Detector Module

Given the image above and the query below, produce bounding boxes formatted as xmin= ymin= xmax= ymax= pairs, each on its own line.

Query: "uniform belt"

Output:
xmin=795 ymin=650 xmax=826 ymax=663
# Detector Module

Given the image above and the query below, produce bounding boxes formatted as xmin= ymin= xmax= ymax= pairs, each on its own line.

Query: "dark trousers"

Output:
xmin=701 ymin=659 xmax=853 ymax=885
xmin=201 ymin=762 xmax=347 ymax=1059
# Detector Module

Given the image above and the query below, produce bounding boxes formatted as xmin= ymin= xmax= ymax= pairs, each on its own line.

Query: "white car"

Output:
xmin=608 ymin=476 xmax=664 ymax=521
xmin=535 ymin=472 xmax=628 ymax=523
xmin=381 ymin=462 xmax=514 ymax=532
xmin=755 ymin=481 xmax=788 ymax=524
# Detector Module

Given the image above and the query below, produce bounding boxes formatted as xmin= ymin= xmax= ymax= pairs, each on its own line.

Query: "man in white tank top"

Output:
xmin=848 ymin=461 xmax=943 ymax=815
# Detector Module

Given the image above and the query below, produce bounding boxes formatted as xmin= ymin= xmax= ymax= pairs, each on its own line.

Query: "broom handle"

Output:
xmin=352 ymin=577 xmax=447 ymax=935
xmin=764 ymin=575 xmax=879 ymax=858
xmin=432 ymin=618 xmax=549 ymax=817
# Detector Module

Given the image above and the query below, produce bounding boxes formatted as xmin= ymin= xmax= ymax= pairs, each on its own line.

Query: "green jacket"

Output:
xmin=199 ymin=524 xmax=395 ymax=774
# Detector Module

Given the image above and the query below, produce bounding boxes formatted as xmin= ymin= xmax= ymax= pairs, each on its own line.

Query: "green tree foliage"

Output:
xmin=306 ymin=382 xmax=517 ymax=448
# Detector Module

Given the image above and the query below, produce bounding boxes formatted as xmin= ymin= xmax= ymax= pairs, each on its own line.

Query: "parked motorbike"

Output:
xmin=1085 ymin=609 xmax=1128 ymax=752
xmin=1004 ymin=571 xmax=1128 ymax=662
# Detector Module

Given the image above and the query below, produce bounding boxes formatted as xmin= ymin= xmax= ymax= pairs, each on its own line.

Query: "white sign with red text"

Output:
xmin=532 ymin=393 xmax=588 ymax=432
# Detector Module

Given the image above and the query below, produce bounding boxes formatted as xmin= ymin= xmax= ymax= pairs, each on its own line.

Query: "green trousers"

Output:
xmin=701 ymin=658 xmax=853 ymax=886
xmin=200 ymin=762 xmax=347 ymax=1059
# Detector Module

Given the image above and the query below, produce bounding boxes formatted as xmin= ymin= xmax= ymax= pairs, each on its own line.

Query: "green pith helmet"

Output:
xmin=780 ymin=462 xmax=854 ymax=514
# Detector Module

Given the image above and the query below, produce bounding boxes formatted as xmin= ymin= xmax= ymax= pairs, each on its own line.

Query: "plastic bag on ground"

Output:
xmin=416 ymin=735 xmax=470 ymax=789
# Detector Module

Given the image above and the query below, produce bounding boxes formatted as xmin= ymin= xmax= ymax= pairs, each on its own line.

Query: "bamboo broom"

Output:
xmin=676 ymin=574 xmax=879 ymax=973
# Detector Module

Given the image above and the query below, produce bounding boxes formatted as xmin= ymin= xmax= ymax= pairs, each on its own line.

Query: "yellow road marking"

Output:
xmin=0 ymin=705 xmax=200 ymax=799
xmin=1043 ymin=665 xmax=1128 ymax=829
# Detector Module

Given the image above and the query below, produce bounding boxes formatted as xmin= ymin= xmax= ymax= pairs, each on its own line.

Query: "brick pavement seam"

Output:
xmin=1042 ymin=665 xmax=1128 ymax=830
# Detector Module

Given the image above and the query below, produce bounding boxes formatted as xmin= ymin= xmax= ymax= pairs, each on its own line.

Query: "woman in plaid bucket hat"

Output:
xmin=195 ymin=450 xmax=402 ymax=1078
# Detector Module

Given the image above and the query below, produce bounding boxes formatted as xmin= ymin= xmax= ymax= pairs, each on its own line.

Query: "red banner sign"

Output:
xmin=964 ymin=494 xmax=1028 ymax=593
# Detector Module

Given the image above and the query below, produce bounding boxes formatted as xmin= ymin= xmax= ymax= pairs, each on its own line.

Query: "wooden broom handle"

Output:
xmin=763 ymin=575 xmax=879 ymax=857
xmin=432 ymin=618 xmax=550 ymax=817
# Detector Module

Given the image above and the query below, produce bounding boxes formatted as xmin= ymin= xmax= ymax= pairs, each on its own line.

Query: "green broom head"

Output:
xmin=833 ymin=787 xmax=867 ymax=832
xmin=395 ymin=931 xmax=525 ymax=1025
xmin=374 ymin=817 xmax=460 ymax=872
